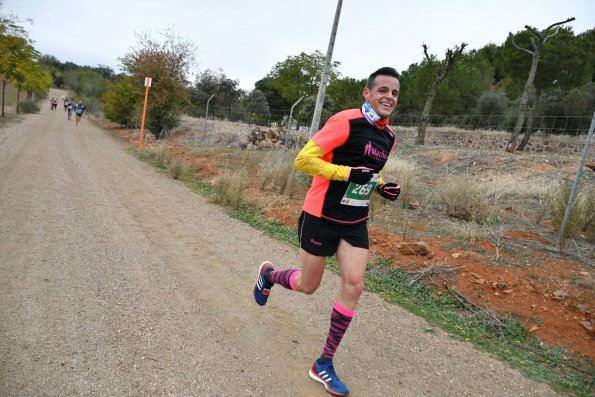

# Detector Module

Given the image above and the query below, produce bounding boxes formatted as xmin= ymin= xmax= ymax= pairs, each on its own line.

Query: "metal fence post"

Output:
xmin=285 ymin=96 xmax=305 ymax=148
xmin=557 ymin=111 xmax=595 ymax=251
xmin=204 ymin=94 xmax=215 ymax=131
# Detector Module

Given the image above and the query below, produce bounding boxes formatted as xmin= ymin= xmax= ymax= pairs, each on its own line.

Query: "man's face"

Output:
xmin=362 ymin=75 xmax=400 ymax=118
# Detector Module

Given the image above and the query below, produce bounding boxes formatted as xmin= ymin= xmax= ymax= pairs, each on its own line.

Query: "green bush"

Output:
xmin=474 ymin=90 xmax=508 ymax=117
xmin=101 ymin=76 xmax=142 ymax=127
xmin=17 ymin=101 xmax=40 ymax=114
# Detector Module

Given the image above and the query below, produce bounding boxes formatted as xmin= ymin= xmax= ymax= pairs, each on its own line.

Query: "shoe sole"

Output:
xmin=309 ymin=368 xmax=348 ymax=396
xmin=254 ymin=261 xmax=274 ymax=305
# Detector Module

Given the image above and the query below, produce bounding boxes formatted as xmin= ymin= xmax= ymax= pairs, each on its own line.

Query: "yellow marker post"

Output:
xmin=138 ymin=77 xmax=152 ymax=152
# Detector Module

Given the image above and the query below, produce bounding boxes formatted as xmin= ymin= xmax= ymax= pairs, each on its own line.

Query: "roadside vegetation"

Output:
xmin=131 ymin=139 xmax=594 ymax=397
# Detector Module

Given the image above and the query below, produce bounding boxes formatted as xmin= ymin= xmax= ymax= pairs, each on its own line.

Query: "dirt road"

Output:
xmin=0 ymin=91 xmax=560 ymax=396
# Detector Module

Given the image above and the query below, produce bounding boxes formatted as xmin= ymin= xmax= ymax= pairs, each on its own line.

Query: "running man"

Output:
xmin=254 ymin=67 xmax=402 ymax=396
xmin=66 ymin=100 xmax=74 ymax=120
xmin=74 ymin=101 xmax=85 ymax=126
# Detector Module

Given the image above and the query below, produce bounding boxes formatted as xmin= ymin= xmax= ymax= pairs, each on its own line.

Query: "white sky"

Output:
xmin=3 ymin=0 xmax=594 ymax=90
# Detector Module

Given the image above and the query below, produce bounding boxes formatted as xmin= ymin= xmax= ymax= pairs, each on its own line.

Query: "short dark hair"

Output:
xmin=366 ymin=67 xmax=400 ymax=89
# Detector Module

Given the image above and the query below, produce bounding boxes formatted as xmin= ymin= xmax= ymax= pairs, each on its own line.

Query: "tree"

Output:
xmin=244 ymin=89 xmax=270 ymax=126
xmin=326 ymin=76 xmax=365 ymax=113
xmin=264 ymin=51 xmax=340 ymax=105
xmin=101 ymin=76 xmax=142 ymax=127
xmin=297 ymin=95 xmax=335 ymax=128
xmin=191 ymin=68 xmax=241 ymax=119
xmin=0 ymin=11 xmax=37 ymax=116
xmin=119 ymin=29 xmax=196 ymax=139
xmin=254 ymin=76 xmax=291 ymax=114
xmin=560 ymin=82 xmax=595 ymax=118
xmin=63 ymin=69 xmax=107 ymax=99
xmin=504 ymin=17 xmax=575 ymax=152
xmin=415 ymin=42 xmax=467 ymax=145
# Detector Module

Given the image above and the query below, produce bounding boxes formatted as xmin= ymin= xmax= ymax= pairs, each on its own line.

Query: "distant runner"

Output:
xmin=67 ymin=100 xmax=74 ymax=120
xmin=74 ymin=101 xmax=85 ymax=126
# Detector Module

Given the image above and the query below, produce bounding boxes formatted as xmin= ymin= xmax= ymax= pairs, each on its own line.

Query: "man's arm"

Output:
xmin=294 ymin=140 xmax=350 ymax=181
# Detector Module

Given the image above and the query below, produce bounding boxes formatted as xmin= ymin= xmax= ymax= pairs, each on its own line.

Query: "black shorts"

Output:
xmin=298 ymin=211 xmax=368 ymax=257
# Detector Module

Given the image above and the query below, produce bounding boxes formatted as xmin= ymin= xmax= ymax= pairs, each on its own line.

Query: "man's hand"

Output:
xmin=348 ymin=167 xmax=374 ymax=185
xmin=378 ymin=183 xmax=400 ymax=201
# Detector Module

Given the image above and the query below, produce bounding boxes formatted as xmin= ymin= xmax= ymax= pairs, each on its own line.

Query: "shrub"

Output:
xmin=17 ymin=101 xmax=39 ymax=114
xmin=474 ymin=90 xmax=508 ymax=117
xmin=101 ymin=76 xmax=142 ymax=127
xmin=212 ymin=164 xmax=252 ymax=210
xmin=435 ymin=176 xmax=492 ymax=222
xmin=168 ymin=156 xmax=186 ymax=180
xmin=545 ymin=178 xmax=595 ymax=242
xmin=381 ymin=157 xmax=422 ymax=208
xmin=137 ymin=144 xmax=170 ymax=169
xmin=258 ymin=151 xmax=303 ymax=199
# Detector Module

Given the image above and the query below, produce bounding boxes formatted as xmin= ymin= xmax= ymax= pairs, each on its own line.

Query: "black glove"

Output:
xmin=348 ymin=167 xmax=374 ymax=185
xmin=378 ymin=183 xmax=400 ymax=201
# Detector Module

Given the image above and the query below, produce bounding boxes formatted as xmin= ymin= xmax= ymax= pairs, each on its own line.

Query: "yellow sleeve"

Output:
xmin=294 ymin=140 xmax=350 ymax=181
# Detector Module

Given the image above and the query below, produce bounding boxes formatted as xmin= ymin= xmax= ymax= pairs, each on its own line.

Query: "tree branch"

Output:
xmin=545 ymin=26 xmax=561 ymax=40
xmin=509 ymin=32 xmax=534 ymax=56
xmin=545 ymin=17 xmax=575 ymax=33
xmin=422 ymin=43 xmax=437 ymax=74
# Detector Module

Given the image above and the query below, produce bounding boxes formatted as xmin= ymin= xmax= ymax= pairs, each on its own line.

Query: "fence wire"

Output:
xmin=190 ymin=105 xmax=594 ymax=136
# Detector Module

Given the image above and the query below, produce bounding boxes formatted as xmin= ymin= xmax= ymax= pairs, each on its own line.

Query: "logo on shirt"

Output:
xmin=364 ymin=142 xmax=388 ymax=161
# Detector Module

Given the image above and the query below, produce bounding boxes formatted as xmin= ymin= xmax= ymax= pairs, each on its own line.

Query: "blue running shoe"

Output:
xmin=253 ymin=261 xmax=274 ymax=306
xmin=308 ymin=359 xmax=350 ymax=396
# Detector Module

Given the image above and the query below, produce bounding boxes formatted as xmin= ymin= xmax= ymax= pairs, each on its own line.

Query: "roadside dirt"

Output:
xmin=0 ymin=90 xmax=573 ymax=396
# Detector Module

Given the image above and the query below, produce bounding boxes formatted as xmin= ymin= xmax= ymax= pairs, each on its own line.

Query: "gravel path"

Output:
xmin=0 ymin=91 xmax=561 ymax=396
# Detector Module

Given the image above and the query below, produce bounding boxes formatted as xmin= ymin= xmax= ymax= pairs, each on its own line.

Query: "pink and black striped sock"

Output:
xmin=268 ymin=268 xmax=299 ymax=291
xmin=320 ymin=301 xmax=354 ymax=361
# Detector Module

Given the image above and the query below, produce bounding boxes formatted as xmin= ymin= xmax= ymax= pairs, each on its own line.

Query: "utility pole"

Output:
xmin=309 ymin=0 xmax=342 ymax=137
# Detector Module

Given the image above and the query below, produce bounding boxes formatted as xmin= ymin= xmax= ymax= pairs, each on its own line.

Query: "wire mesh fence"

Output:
xmin=190 ymin=104 xmax=594 ymax=136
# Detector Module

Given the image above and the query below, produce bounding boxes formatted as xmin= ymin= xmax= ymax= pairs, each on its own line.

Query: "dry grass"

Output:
xmin=544 ymin=178 xmax=595 ymax=243
xmin=433 ymin=176 xmax=493 ymax=223
xmin=381 ymin=157 xmax=422 ymax=208
xmin=168 ymin=156 xmax=186 ymax=180
xmin=257 ymin=150 xmax=305 ymax=199
xmin=211 ymin=163 xmax=253 ymax=211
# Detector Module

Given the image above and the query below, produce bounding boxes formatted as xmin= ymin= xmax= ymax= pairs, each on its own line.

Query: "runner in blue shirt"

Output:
xmin=74 ymin=101 xmax=85 ymax=126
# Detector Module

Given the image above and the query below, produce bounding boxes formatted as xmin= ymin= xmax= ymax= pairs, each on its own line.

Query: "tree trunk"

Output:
xmin=505 ymin=17 xmax=574 ymax=152
xmin=505 ymin=52 xmax=540 ymax=152
xmin=1 ymin=80 xmax=6 ymax=117
xmin=416 ymin=88 xmax=438 ymax=145
xmin=518 ymin=87 xmax=541 ymax=151
xmin=415 ymin=42 xmax=466 ymax=146
xmin=16 ymin=85 xmax=21 ymax=114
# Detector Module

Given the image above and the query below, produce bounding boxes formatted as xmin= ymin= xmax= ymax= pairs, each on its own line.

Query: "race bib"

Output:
xmin=341 ymin=173 xmax=380 ymax=207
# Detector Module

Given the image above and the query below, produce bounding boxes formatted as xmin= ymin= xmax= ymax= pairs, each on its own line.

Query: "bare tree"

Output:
xmin=505 ymin=17 xmax=575 ymax=153
xmin=415 ymin=43 xmax=467 ymax=145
